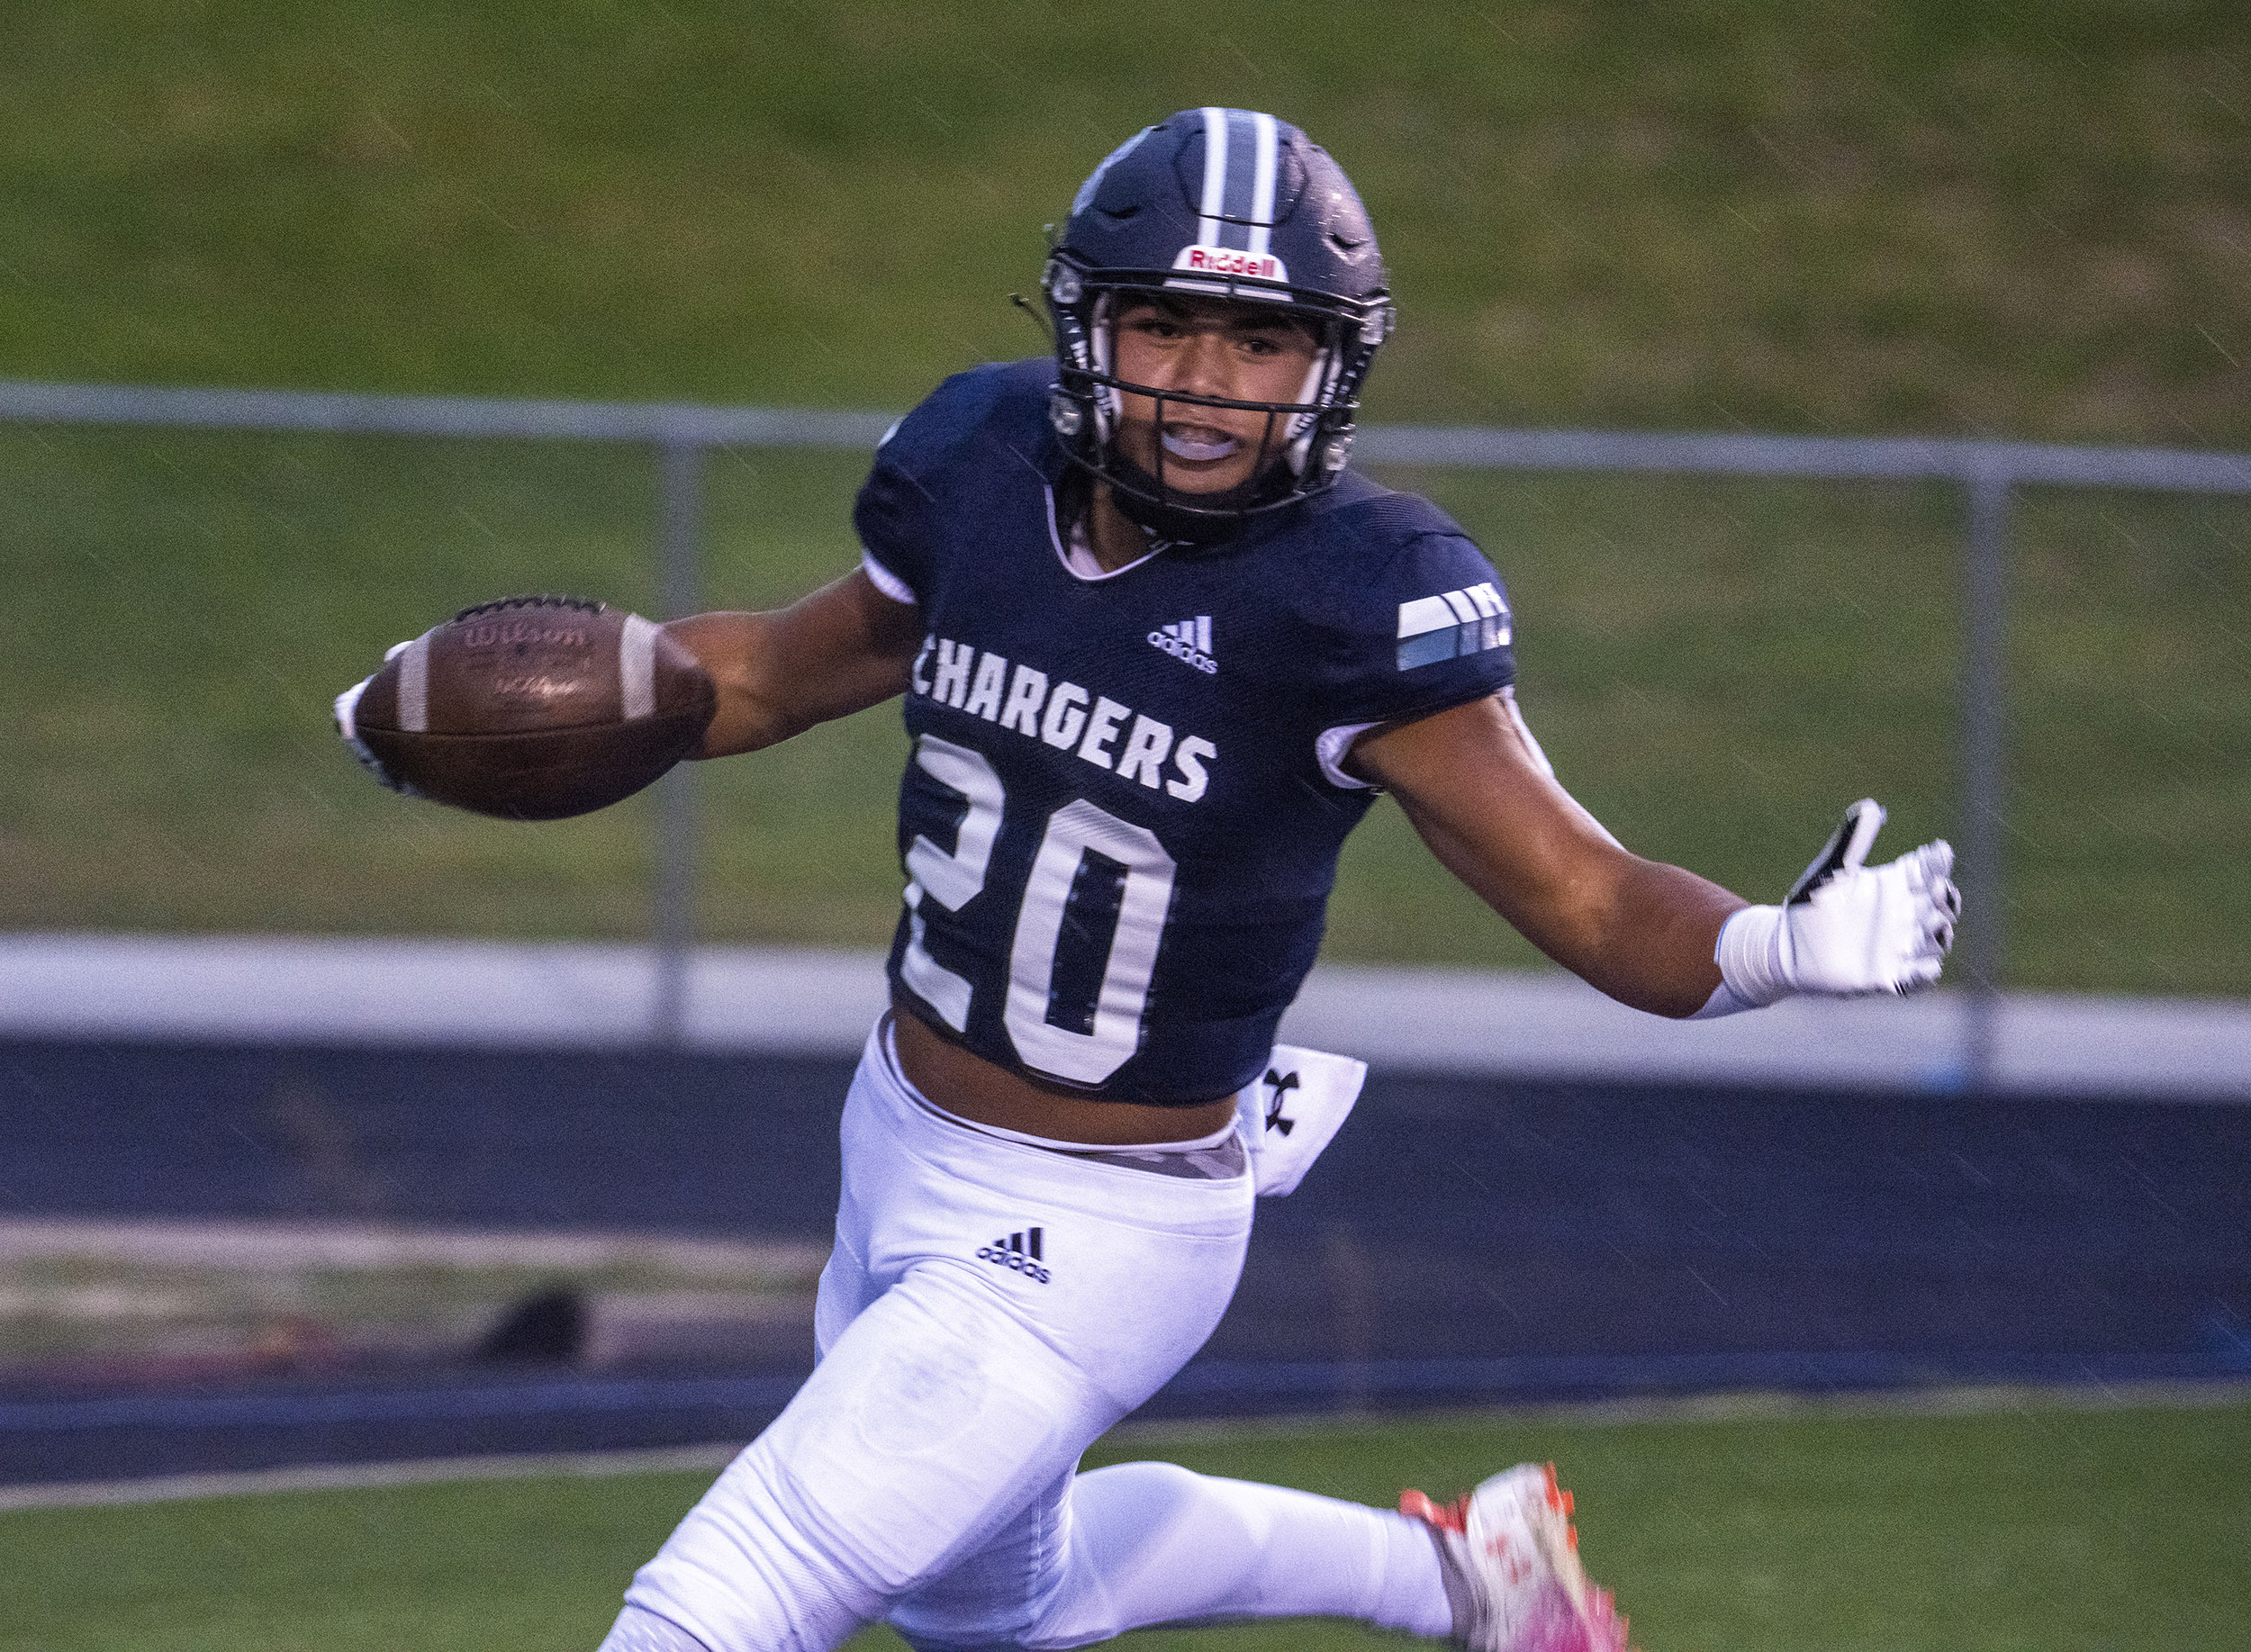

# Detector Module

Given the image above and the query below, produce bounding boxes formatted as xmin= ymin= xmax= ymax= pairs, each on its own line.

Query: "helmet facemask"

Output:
xmin=1044 ymin=258 xmax=1389 ymax=545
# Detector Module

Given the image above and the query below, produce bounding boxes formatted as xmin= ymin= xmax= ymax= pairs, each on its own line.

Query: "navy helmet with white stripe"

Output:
xmin=1042 ymin=108 xmax=1393 ymax=540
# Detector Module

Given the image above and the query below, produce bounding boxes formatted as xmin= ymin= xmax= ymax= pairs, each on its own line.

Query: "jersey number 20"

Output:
xmin=899 ymin=733 xmax=1176 ymax=1085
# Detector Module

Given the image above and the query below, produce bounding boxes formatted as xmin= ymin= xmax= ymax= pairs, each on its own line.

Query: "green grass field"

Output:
xmin=3 ymin=1 xmax=2246 ymax=993
xmin=6 ymin=2 xmax=2246 ymax=443
xmin=3 ymin=1395 xmax=2246 ymax=1651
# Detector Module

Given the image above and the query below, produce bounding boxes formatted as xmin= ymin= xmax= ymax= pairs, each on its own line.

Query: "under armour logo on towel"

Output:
xmin=1236 ymin=1045 xmax=1367 ymax=1198
xmin=1262 ymin=1069 xmax=1299 ymax=1135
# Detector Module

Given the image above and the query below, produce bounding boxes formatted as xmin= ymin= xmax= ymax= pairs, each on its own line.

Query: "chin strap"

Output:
xmin=1107 ymin=484 xmax=1241 ymax=550
xmin=1101 ymin=443 xmax=1299 ymax=546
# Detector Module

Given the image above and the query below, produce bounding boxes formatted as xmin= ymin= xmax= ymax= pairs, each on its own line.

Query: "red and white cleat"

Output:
xmin=1399 ymin=1463 xmax=1632 ymax=1652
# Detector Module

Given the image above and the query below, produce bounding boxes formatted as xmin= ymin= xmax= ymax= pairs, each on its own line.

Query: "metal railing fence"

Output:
xmin=7 ymin=378 xmax=2248 ymax=1083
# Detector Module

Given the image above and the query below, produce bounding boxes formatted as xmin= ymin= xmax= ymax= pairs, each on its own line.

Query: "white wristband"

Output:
xmin=1713 ymin=904 xmax=1789 ymax=1008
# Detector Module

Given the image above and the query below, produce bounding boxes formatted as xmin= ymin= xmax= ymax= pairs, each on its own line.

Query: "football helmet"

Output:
xmin=1043 ymin=107 xmax=1394 ymax=541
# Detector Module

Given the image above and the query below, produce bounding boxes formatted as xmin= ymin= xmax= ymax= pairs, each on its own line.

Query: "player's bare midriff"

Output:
xmin=891 ymin=1004 xmax=1242 ymax=1146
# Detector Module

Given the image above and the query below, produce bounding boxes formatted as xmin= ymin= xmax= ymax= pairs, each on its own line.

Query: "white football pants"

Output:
xmin=607 ymin=1019 xmax=1451 ymax=1651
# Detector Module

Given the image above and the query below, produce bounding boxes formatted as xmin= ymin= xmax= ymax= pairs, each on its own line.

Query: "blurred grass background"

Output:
xmin=7 ymin=1 xmax=2246 ymax=436
xmin=2 ymin=1 xmax=2246 ymax=993
xmin=5 ymin=1398 xmax=2246 ymax=1650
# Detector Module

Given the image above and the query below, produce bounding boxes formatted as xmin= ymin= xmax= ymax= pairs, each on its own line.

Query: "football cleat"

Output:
xmin=1399 ymin=1463 xmax=1632 ymax=1652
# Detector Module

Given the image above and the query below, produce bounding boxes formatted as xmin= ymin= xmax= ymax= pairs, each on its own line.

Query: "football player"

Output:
xmin=598 ymin=109 xmax=1957 ymax=1652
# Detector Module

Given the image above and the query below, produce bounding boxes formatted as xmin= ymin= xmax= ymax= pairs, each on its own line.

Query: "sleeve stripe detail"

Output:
xmin=859 ymin=548 xmax=918 ymax=606
xmin=1397 ymin=582 xmax=1512 ymax=670
xmin=1397 ymin=582 xmax=1510 ymax=638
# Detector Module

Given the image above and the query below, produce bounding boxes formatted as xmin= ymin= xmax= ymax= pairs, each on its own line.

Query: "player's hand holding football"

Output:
xmin=1709 ymin=799 xmax=1960 ymax=1009
xmin=332 ymin=595 xmax=716 ymax=820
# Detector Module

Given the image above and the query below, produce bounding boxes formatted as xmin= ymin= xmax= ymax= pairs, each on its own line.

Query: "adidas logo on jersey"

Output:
xmin=976 ymin=1227 xmax=1051 ymax=1284
xmin=1396 ymin=582 xmax=1511 ymax=670
xmin=1148 ymin=617 xmax=1216 ymax=674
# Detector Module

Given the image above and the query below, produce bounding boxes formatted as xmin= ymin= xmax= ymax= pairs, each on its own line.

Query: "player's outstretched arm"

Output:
xmin=665 ymin=569 xmax=923 ymax=759
xmin=1349 ymin=694 xmax=1957 ymax=1018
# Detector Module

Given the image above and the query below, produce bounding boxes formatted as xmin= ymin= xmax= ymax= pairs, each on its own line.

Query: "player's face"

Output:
xmin=1108 ymin=296 xmax=1322 ymax=494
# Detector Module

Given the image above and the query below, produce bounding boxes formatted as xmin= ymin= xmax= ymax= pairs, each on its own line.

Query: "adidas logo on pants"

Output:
xmin=977 ymin=1227 xmax=1050 ymax=1284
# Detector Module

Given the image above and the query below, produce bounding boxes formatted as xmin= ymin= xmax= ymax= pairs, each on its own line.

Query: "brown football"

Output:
xmin=340 ymin=596 xmax=717 ymax=820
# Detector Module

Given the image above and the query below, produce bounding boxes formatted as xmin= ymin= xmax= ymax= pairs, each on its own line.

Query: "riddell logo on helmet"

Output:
xmin=1171 ymin=245 xmax=1290 ymax=284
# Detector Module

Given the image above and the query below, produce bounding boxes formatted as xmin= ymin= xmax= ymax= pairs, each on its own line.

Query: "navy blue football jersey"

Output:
xmin=855 ymin=359 xmax=1515 ymax=1105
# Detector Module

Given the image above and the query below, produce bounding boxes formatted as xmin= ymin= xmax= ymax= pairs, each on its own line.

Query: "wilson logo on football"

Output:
xmin=1170 ymin=245 xmax=1289 ymax=284
xmin=457 ymin=619 xmax=592 ymax=650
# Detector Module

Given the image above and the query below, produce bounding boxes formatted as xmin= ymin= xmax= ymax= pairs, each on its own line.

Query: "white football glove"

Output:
xmin=1705 ymin=800 xmax=1959 ymax=1011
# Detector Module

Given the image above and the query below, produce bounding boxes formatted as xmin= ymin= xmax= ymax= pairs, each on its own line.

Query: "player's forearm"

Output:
xmin=666 ymin=610 xmax=826 ymax=755
xmin=1558 ymin=856 xmax=1742 ymax=1016
xmin=666 ymin=573 xmax=919 ymax=757
xmin=1396 ymin=790 xmax=1740 ymax=1016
